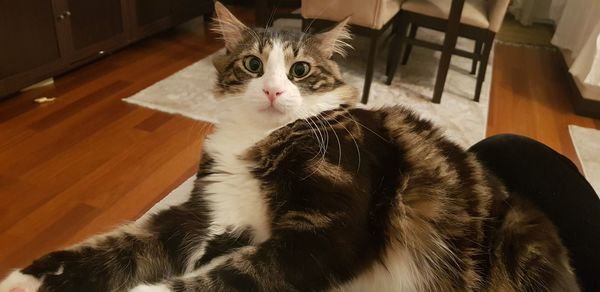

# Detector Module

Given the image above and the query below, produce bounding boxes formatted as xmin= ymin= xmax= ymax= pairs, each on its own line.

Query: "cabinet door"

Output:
xmin=59 ymin=0 xmax=128 ymax=63
xmin=174 ymin=0 xmax=213 ymax=24
xmin=131 ymin=0 xmax=174 ymax=40
xmin=0 ymin=0 xmax=63 ymax=95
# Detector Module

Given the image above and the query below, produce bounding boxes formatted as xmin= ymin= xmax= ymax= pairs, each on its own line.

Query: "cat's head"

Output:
xmin=211 ymin=2 xmax=357 ymax=129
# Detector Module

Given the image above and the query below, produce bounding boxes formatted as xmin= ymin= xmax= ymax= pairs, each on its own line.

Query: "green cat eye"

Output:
xmin=243 ymin=56 xmax=263 ymax=73
xmin=290 ymin=62 xmax=310 ymax=78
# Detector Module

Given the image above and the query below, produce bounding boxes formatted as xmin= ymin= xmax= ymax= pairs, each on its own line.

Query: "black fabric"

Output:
xmin=469 ymin=134 xmax=600 ymax=292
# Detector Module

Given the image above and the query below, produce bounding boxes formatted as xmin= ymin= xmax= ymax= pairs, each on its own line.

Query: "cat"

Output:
xmin=0 ymin=2 xmax=580 ymax=292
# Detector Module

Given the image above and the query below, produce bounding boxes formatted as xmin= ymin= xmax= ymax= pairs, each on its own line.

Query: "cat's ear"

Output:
xmin=314 ymin=17 xmax=352 ymax=58
xmin=212 ymin=2 xmax=250 ymax=51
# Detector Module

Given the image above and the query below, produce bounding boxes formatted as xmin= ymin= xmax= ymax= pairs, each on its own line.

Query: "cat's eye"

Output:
xmin=243 ymin=56 xmax=263 ymax=73
xmin=290 ymin=62 xmax=310 ymax=78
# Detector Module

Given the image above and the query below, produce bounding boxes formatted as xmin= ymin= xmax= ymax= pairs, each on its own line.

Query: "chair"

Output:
xmin=301 ymin=0 xmax=401 ymax=104
xmin=386 ymin=0 xmax=510 ymax=103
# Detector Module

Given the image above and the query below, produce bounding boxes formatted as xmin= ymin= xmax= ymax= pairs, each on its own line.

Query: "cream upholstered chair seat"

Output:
xmin=402 ymin=0 xmax=488 ymax=29
xmin=301 ymin=0 xmax=400 ymax=30
xmin=401 ymin=0 xmax=506 ymax=33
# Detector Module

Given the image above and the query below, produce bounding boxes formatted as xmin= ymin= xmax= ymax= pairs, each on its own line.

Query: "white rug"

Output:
xmin=138 ymin=176 xmax=196 ymax=221
xmin=126 ymin=22 xmax=494 ymax=213
xmin=569 ymin=125 xmax=600 ymax=195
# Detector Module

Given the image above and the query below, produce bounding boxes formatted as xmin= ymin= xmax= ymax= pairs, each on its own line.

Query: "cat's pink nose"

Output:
xmin=263 ymin=88 xmax=284 ymax=105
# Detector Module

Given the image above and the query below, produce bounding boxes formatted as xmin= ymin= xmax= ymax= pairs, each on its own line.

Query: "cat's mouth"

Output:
xmin=259 ymin=106 xmax=285 ymax=114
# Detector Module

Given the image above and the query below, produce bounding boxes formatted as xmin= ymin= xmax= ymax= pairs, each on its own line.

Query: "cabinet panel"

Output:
xmin=66 ymin=0 xmax=125 ymax=51
xmin=136 ymin=0 xmax=172 ymax=26
xmin=131 ymin=0 xmax=174 ymax=39
xmin=0 ymin=0 xmax=61 ymax=79
xmin=174 ymin=0 xmax=213 ymax=23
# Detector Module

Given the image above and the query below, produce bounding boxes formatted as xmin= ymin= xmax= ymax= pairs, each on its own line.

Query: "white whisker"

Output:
xmin=341 ymin=109 xmax=390 ymax=143
xmin=317 ymin=113 xmax=342 ymax=168
xmin=328 ymin=114 xmax=362 ymax=174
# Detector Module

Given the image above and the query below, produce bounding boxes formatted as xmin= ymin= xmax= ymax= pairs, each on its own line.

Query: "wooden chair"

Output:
xmin=301 ymin=0 xmax=401 ymax=104
xmin=385 ymin=0 xmax=510 ymax=103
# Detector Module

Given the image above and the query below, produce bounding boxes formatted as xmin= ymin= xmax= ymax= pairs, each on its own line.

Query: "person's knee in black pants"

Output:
xmin=469 ymin=134 xmax=599 ymax=292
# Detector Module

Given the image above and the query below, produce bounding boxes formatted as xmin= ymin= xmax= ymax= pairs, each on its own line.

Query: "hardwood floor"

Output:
xmin=487 ymin=44 xmax=600 ymax=171
xmin=1 ymin=8 xmax=599 ymax=277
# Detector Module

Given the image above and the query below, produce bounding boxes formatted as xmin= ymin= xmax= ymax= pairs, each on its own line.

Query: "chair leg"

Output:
xmin=361 ymin=33 xmax=380 ymax=104
xmin=432 ymin=0 xmax=464 ymax=104
xmin=470 ymin=40 xmax=482 ymax=74
xmin=385 ymin=18 xmax=409 ymax=85
xmin=386 ymin=34 xmax=399 ymax=79
xmin=301 ymin=18 xmax=309 ymax=32
xmin=389 ymin=17 xmax=400 ymax=37
xmin=401 ymin=24 xmax=418 ymax=65
xmin=474 ymin=35 xmax=493 ymax=102
xmin=385 ymin=17 xmax=400 ymax=77
xmin=432 ymin=49 xmax=453 ymax=104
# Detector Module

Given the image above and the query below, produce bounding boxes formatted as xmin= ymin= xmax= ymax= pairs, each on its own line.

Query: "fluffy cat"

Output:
xmin=0 ymin=2 xmax=580 ymax=291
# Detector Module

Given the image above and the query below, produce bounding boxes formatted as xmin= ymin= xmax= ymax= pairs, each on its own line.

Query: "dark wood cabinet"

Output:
xmin=0 ymin=0 xmax=213 ymax=98
xmin=132 ymin=0 xmax=174 ymax=39
xmin=63 ymin=0 xmax=127 ymax=57
xmin=175 ymin=0 xmax=213 ymax=24
xmin=0 ymin=0 xmax=64 ymax=94
xmin=51 ymin=0 xmax=129 ymax=67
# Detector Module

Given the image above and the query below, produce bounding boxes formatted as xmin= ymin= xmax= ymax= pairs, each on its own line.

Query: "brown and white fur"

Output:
xmin=0 ymin=2 xmax=580 ymax=292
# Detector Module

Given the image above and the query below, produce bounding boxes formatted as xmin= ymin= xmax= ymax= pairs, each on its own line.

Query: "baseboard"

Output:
xmin=556 ymin=50 xmax=600 ymax=119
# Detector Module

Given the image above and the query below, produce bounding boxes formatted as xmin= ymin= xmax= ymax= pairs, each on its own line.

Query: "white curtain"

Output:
xmin=509 ymin=0 xmax=566 ymax=25
xmin=552 ymin=0 xmax=600 ymax=88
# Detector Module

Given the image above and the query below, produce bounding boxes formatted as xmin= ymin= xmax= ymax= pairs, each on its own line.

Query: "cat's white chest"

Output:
xmin=202 ymin=125 xmax=273 ymax=243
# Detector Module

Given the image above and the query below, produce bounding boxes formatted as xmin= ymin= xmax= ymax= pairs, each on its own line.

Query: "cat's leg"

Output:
xmin=130 ymin=213 xmax=370 ymax=292
xmin=0 ymin=201 xmax=211 ymax=292
xmin=130 ymin=245 xmax=295 ymax=292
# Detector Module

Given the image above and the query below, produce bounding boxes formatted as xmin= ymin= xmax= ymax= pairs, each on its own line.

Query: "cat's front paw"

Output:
xmin=7 ymin=250 xmax=109 ymax=291
xmin=129 ymin=283 xmax=172 ymax=292
xmin=0 ymin=270 xmax=42 ymax=292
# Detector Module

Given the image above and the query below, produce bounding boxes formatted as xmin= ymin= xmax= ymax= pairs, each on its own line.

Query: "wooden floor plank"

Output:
xmin=135 ymin=111 xmax=176 ymax=132
xmin=28 ymin=80 xmax=131 ymax=130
